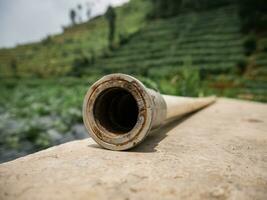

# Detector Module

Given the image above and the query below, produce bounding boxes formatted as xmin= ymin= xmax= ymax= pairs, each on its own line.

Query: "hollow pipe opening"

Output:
xmin=83 ymin=73 xmax=215 ymax=150
xmin=93 ymin=87 xmax=139 ymax=134
xmin=83 ymin=73 xmax=156 ymax=150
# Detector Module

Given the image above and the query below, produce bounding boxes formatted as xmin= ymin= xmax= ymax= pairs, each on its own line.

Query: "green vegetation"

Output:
xmin=0 ymin=0 xmax=150 ymax=78
xmin=0 ymin=77 xmax=97 ymax=161
xmin=239 ymin=0 xmax=267 ymax=33
xmin=92 ymin=6 xmax=244 ymax=75
xmin=149 ymin=0 xmax=232 ymax=18
xmin=105 ymin=6 xmax=117 ymax=49
xmin=89 ymin=5 xmax=266 ymax=101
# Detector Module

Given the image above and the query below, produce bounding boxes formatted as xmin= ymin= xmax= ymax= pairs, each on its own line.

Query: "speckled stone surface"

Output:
xmin=0 ymin=98 xmax=266 ymax=200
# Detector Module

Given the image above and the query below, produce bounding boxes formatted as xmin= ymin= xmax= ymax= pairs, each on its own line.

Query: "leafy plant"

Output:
xmin=236 ymin=59 xmax=248 ymax=74
xmin=175 ymin=57 xmax=202 ymax=97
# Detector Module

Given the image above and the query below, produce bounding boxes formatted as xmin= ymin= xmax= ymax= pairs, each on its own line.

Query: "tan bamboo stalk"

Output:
xmin=83 ymin=73 xmax=216 ymax=150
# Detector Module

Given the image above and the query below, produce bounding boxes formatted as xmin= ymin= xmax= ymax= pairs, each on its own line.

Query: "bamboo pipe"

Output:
xmin=83 ymin=73 xmax=216 ymax=150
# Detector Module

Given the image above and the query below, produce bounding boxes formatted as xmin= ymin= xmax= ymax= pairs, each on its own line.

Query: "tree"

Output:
xmin=149 ymin=0 xmax=231 ymax=18
xmin=69 ymin=9 xmax=76 ymax=25
xmin=86 ymin=2 xmax=92 ymax=20
xmin=10 ymin=58 xmax=18 ymax=78
xmin=77 ymin=4 xmax=83 ymax=23
xmin=238 ymin=0 xmax=267 ymax=32
xmin=105 ymin=6 xmax=116 ymax=49
xmin=149 ymin=0 xmax=182 ymax=18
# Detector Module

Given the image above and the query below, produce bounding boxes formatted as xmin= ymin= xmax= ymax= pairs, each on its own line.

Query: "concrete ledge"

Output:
xmin=0 ymin=98 xmax=267 ymax=200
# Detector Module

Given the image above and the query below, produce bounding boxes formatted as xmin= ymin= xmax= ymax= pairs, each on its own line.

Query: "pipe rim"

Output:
xmin=83 ymin=73 xmax=153 ymax=150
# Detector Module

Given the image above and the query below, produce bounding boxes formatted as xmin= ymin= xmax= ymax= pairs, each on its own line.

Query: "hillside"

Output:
xmin=93 ymin=6 xmax=244 ymax=74
xmin=89 ymin=5 xmax=266 ymax=101
xmin=0 ymin=0 xmax=150 ymax=77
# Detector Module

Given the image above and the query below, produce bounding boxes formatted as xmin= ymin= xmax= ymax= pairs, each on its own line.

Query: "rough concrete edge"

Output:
xmin=1 ymin=97 xmax=265 ymax=166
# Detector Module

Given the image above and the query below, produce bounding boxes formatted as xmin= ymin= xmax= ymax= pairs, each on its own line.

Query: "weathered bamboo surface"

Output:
xmin=163 ymin=95 xmax=216 ymax=120
xmin=83 ymin=73 xmax=216 ymax=150
xmin=0 ymin=98 xmax=267 ymax=200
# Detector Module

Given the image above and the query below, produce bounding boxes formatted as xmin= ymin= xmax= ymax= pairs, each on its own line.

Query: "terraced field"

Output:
xmin=92 ymin=6 xmax=244 ymax=76
xmin=90 ymin=6 xmax=266 ymax=101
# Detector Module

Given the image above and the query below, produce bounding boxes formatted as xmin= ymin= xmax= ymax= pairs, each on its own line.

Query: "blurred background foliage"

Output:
xmin=0 ymin=0 xmax=266 ymax=162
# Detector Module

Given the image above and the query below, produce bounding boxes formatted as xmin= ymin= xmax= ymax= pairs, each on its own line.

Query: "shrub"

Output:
xmin=239 ymin=0 xmax=267 ymax=33
xmin=177 ymin=67 xmax=201 ymax=96
xmin=10 ymin=58 xmax=18 ymax=78
xmin=42 ymin=36 xmax=53 ymax=46
xmin=148 ymin=0 xmax=232 ymax=19
xmin=119 ymin=33 xmax=127 ymax=46
xmin=244 ymin=35 xmax=257 ymax=56
xmin=236 ymin=59 xmax=248 ymax=74
xmin=137 ymin=76 xmax=159 ymax=91
xmin=175 ymin=58 xmax=202 ymax=97
xmin=101 ymin=48 xmax=112 ymax=59
xmin=69 ymin=54 xmax=90 ymax=77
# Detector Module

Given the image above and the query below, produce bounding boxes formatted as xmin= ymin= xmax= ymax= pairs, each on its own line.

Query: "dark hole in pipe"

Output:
xmin=93 ymin=87 xmax=139 ymax=134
